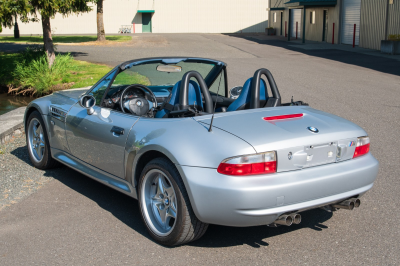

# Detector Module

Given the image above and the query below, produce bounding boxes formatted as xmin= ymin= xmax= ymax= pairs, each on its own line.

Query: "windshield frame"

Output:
xmin=89 ymin=57 xmax=228 ymax=108
xmin=120 ymin=57 xmax=226 ymax=88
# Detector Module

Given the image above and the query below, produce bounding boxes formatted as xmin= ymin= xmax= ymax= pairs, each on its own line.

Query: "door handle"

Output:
xmin=111 ymin=126 xmax=124 ymax=137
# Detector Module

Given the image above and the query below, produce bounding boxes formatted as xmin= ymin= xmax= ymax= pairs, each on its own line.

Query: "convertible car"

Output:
xmin=24 ymin=57 xmax=379 ymax=246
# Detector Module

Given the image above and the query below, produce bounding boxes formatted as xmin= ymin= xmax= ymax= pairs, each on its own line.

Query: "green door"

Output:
xmin=142 ymin=13 xmax=152 ymax=33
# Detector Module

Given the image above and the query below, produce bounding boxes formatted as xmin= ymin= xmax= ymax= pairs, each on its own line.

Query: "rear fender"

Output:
xmin=124 ymin=143 xmax=180 ymax=188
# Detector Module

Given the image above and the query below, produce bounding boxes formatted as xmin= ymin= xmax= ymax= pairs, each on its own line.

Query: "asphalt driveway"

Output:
xmin=1 ymin=33 xmax=399 ymax=265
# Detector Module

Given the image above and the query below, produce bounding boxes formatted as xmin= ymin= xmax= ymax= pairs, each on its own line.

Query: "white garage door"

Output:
xmin=291 ymin=9 xmax=301 ymax=39
xmin=341 ymin=0 xmax=361 ymax=45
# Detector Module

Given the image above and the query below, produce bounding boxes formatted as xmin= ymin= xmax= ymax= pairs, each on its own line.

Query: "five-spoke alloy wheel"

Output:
xmin=138 ymin=158 xmax=208 ymax=246
xmin=141 ymin=169 xmax=178 ymax=236
xmin=27 ymin=118 xmax=46 ymax=163
xmin=26 ymin=111 xmax=59 ymax=169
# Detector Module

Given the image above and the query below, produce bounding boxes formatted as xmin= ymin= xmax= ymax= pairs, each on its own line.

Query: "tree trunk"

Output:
xmin=41 ymin=15 xmax=55 ymax=68
xmin=97 ymin=0 xmax=106 ymax=41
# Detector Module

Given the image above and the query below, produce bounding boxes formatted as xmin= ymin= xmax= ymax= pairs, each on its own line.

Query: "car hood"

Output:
xmin=28 ymin=87 xmax=91 ymax=116
xmin=53 ymin=87 xmax=90 ymax=100
xmin=194 ymin=106 xmax=366 ymax=153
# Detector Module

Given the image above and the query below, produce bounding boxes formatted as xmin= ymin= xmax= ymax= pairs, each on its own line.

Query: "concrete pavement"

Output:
xmin=0 ymin=107 xmax=26 ymax=143
xmin=0 ymin=33 xmax=399 ymax=265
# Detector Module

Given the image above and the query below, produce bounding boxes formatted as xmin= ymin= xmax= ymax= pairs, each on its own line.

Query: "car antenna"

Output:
xmin=208 ymin=73 xmax=223 ymax=132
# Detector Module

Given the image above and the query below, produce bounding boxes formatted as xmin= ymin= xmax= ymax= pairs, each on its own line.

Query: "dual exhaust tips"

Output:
xmin=332 ymin=198 xmax=361 ymax=210
xmin=272 ymin=213 xmax=301 ymax=227
xmin=269 ymin=198 xmax=361 ymax=227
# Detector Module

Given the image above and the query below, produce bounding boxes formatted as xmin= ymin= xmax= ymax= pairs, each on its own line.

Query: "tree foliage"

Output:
xmin=0 ymin=0 xmax=37 ymax=27
xmin=0 ymin=0 xmax=91 ymax=23
xmin=0 ymin=0 xmax=92 ymax=67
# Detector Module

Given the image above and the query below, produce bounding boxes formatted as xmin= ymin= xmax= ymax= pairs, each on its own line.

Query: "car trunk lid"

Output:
xmin=195 ymin=106 xmax=365 ymax=172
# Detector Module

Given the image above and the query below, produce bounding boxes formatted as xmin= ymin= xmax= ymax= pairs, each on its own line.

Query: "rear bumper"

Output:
xmin=177 ymin=153 xmax=379 ymax=226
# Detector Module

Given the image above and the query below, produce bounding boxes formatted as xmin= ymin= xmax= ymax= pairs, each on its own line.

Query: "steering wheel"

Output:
xmin=179 ymin=71 xmax=213 ymax=113
xmin=119 ymin=84 xmax=158 ymax=115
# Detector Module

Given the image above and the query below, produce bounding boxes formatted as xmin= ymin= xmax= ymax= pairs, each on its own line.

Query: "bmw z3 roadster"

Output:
xmin=24 ymin=57 xmax=379 ymax=246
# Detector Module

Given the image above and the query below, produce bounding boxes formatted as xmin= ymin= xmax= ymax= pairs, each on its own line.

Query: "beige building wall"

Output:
xmin=358 ymin=0 xmax=400 ymax=50
xmin=269 ymin=0 xmax=341 ymax=44
xmin=1 ymin=0 xmax=269 ymax=35
xmin=304 ymin=5 xmax=340 ymax=44
xmin=1 ymin=1 xmax=135 ymax=35
xmin=150 ymin=0 xmax=268 ymax=33
xmin=269 ymin=0 xmax=287 ymax=36
xmin=387 ymin=0 xmax=400 ymax=36
xmin=359 ymin=0 xmax=387 ymax=50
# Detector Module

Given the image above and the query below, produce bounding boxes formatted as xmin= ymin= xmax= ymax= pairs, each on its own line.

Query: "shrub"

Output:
xmin=388 ymin=34 xmax=400 ymax=41
xmin=11 ymin=48 xmax=74 ymax=96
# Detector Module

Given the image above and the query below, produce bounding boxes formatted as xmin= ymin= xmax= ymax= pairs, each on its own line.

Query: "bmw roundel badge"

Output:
xmin=307 ymin=126 xmax=319 ymax=133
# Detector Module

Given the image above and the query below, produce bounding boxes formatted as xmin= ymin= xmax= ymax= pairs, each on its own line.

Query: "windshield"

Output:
xmin=113 ymin=60 xmax=218 ymax=88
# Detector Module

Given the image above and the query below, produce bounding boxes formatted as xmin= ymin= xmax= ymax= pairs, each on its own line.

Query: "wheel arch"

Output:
xmin=133 ymin=149 xmax=171 ymax=189
xmin=129 ymin=146 xmax=204 ymax=223
xmin=127 ymin=144 xmax=179 ymax=187
xmin=24 ymin=105 xmax=42 ymax=129
xmin=24 ymin=103 xmax=51 ymax=136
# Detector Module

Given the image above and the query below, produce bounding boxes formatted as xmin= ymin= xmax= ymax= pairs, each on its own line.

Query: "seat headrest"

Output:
xmin=226 ymin=77 xmax=268 ymax=112
xmin=155 ymin=80 xmax=203 ymax=118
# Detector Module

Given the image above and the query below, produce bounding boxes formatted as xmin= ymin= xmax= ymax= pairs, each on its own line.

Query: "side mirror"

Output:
xmin=79 ymin=95 xmax=96 ymax=115
xmin=229 ymin=86 xmax=243 ymax=99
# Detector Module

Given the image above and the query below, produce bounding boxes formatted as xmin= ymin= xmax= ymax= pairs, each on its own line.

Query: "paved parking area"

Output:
xmin=1 ymin=34 xmax=399 ymax=265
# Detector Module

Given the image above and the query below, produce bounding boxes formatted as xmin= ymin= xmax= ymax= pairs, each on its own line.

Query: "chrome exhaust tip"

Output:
xmin=332 ymin=200 xmax=355 ymax=210
xmin=274 ymin=215 xmax=293 ymax=226
xmin=354 ymin=198 xmax=361 ymax=208
xmin=290 ymin=213 xmax=301 ymax=224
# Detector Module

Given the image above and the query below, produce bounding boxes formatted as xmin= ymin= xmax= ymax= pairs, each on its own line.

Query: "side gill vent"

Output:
xmin=50 ymin=106 xmax=67 ymax=122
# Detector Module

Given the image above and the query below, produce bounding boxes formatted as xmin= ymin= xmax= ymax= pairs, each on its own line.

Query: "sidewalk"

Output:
xmin=0 ymin=107 xmax=26 ymax=144
xmin=288 ymin=40 xmax=400 ymax=62
xmin=243 ymin=34 xmax=400 ymax=62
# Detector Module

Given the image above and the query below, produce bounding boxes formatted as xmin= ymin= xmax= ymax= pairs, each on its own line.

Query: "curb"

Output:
xmin=0 ymin=107 xmax=26 ymax=144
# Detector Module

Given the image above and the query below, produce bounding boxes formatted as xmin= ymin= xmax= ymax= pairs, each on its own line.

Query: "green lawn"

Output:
xmin=0 ymin=50 xmax=149 ymax=96
xmin=0 ymin=35 xmax=132 ymax=43
xmin=66 ymin=60 xmax=114 ymax=89
xmin=0 ymin=52 xmax=112 ymax=91
xmin=113 ymin=71 xmax=151 ymax=87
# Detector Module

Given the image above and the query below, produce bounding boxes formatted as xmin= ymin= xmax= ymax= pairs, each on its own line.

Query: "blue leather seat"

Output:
xmin=155 ymin=80 xmax=203 ymax=118
xmin=227 ymin=78 xmax=268 ymax=112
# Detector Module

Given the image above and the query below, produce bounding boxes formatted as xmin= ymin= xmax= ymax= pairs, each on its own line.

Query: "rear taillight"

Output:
xmin=353 ymin=136 xmax=370 ymax=158
xmin=217 ymin=151 xmax=277 ymax=176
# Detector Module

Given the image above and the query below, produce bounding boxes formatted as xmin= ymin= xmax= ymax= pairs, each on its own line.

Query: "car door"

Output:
xmin=65 ymin=70 xmax=139 ymax=179
xmin=65 ymin=105 xmax=138 ymax=179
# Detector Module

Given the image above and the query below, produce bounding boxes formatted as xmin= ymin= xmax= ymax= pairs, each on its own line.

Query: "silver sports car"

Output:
xmin=24 ymin=57 xmax=379 ymax=246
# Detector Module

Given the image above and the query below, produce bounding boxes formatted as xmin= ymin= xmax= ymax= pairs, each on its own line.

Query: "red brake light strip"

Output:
xmin=263 ymin=113 xmax=303 ymax=121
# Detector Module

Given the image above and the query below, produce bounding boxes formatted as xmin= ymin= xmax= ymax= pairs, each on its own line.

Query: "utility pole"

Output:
xmin=14 ymin=15 xmax=20 ymax=38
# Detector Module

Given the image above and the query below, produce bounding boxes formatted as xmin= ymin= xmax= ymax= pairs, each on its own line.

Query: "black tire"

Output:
xmin=138 ymin=157 xmax=208 ymax=246
xmin=26 ymin=111 xmax=60 ymax=169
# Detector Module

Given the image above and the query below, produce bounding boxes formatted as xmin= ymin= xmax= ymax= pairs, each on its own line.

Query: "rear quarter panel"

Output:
xmin=125 ymin=116 xmax=256 ymax=185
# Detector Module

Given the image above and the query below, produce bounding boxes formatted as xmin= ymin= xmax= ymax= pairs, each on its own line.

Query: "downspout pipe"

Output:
xmin=385 ymin=0 xmax=389 ymax=40
xmin=288 ymin=9 xmax=291 ymax=41
xmin=302 ymin=6 xmax=306 ymax=44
